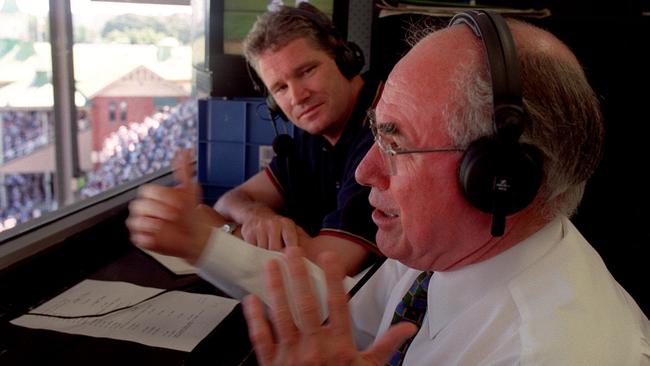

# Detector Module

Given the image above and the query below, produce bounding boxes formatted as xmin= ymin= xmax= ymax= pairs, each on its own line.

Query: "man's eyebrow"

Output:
xmin=378 ymin=121 xmax=399 ymax=136
xmin=367 ymin=108 xmax=400 ymax=136
xmin=295 ymin=60 xmax=319 ymax=73
xmin=268 ymin=80 xmax=284 ymax=92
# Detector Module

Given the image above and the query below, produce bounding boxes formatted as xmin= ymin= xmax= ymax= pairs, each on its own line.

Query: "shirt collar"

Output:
xmin=426 ymin=216 xmax=566 ymax=338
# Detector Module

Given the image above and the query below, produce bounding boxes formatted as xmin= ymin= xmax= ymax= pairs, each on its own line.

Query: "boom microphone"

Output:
xmin=272 ymin=133 xmax=294 ymax=157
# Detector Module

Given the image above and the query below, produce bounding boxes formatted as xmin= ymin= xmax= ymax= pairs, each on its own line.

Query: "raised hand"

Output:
xmin=126 ymin=150 xmax=214 ymax=263
xmin=243 ymin=247 xmax=417 ymax=366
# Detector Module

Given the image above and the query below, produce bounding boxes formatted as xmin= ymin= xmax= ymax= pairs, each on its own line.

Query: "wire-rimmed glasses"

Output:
xmin=367 ymin=109 xmax=464 ymax=175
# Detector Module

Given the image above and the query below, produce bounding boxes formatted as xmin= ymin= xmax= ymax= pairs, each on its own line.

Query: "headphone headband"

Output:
xmin=452 ymin=10 xmax=543 ymax=236
xmin=450 ymin=10 xmax=524 ymax=139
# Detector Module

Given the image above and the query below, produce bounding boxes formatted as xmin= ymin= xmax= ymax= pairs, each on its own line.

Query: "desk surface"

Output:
xmin=0 ymin=246 xmax=257 ymax=366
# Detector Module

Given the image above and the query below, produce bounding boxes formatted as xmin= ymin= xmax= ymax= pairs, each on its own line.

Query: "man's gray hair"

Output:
xmin=441 ymin=21 xmax=604 ymax=218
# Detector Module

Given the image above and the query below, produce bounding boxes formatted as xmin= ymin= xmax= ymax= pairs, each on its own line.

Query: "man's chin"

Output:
xmin=377 ymin=235 xmax=405 ymax=258
xmin=300 ymin=122 xmax=328 ymax=137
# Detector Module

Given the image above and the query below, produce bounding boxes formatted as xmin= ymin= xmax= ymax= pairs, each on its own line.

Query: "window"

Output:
xmin=119 ymin=101 xmax=127 ymax=122
xmin=0 ymin=0 xmax=194 ymax=233
xmin=73 ymin=1 xmax=194 ymax=200
xmin=0 ymin=0 xmax=336 ymax=257
xmin=0 ymin=0 xmax=55 ymax=231
xmin=108 ymin=101 xmax=116 ymax=122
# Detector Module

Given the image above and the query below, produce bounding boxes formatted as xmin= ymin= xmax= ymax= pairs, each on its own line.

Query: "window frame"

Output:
xmin=0 ymin=0 xmax=192 ymax=271
xmin=0 ymin=166 xmax=175 ymax=272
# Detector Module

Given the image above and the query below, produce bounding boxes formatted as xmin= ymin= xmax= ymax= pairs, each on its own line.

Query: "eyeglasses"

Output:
xmin=367 ymin=109 xmax=464 ymax=175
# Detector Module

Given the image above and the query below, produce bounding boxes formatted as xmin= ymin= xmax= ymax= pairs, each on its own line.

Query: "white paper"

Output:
xmin=11 ymin=279 xmax=239 ymax=352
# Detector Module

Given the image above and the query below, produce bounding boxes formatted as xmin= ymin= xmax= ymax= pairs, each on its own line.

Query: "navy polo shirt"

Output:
xmin=266 ymin=76 xmax=381 ymax=254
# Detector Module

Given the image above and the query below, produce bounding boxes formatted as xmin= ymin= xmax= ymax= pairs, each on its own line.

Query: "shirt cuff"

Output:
xmin=195 ymin=228 xmax=357 ymax=324
xmin=195 ymin=228 xmax=281 ymax=301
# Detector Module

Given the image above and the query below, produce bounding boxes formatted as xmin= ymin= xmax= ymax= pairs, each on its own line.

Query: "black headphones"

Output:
xmin=451 ymin=10 xmax=543 ymax=236
xmin=249 ymin=5 xmax=365 ymax=122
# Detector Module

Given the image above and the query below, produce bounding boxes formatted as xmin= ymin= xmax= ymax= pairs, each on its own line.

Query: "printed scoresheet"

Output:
xmin=11 ymin=279 xmax=239 ymax=352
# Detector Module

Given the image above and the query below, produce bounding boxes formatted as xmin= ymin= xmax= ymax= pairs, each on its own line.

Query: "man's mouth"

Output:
xmin=383 ymin=211 xmax=398 ymax=218
xmin=296 ymin=103 xmax=322 ymax=120
xmin=376 ymin=209 xmax=399 ymax=218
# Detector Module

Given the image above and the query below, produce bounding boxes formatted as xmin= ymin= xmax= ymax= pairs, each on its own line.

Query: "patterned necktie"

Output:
xmin=387 ymin=271 xmax=433 ymax=366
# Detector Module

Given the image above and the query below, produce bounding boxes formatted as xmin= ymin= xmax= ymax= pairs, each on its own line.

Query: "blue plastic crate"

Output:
xmin=198 ymin=97 xmax=279 ymax=143
xmin=198 ymin=141 xmax=245 ymax=186
xmin=197 ymin=97 xmax=293 ymax=198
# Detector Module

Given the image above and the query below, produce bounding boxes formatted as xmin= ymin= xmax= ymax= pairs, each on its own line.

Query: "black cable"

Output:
xmin=346 ymin=256 xmax=386 ymax=299
xmin=319 ymin=257 xmax=386 ymax=326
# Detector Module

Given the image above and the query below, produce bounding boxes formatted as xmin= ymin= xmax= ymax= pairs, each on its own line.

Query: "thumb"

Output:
xmin=173 ymin=149 xmax=200 ymax=202
xmin=362 ymin=322 xmax=418 ymax=365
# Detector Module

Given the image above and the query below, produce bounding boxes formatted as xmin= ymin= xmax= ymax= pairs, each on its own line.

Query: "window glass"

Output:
xmin=0 ymin=0 xmax=195 ymax=233
xmin=224 ymin=0 xmax=334 ymax=55
xmin=72 ymin=1 xmax=195 ymax=199
xmin=119 ymin=101 xmax=127 ymax=123
xmin=108 ymin=101 xmax=116 ymax=122
xmin=0 ymin=0 xmax=55 ymax=231
xmin=0 ymin=0 xmax=336 ymax=234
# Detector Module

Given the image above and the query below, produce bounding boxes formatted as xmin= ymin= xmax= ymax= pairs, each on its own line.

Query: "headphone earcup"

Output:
xmin=459 ymin=137 xmax=543 ymax=216
xmin=266 ymin=94 xmax=287 ymax=121
xmin=336 ymin=41 xmax=365 ymax=79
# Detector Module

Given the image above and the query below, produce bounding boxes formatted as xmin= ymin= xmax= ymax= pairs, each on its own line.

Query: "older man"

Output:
xmin=241 ymin=11 xmax=650 ymax=365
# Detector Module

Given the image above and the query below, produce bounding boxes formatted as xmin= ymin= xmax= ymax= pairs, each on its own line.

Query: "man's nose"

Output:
xmin=355 ymin=144 xmax=389 ymax=189
xmin=288 ymin=81 xmax=309 ymax=106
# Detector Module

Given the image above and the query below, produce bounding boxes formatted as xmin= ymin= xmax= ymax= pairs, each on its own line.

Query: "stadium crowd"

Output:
xmin=79 ymin=99 xmax=197 ymax=198
xmin=0 ymin=173 xmax=50 ymax=232
xmin=1 ymin=110 xmax=53 ymax=162
xmin=0 ymin=100 xmax=197 ymax=231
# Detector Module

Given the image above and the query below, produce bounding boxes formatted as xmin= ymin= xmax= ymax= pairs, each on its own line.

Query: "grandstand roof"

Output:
xmin=0 ymin=76 xmax=86 ymax=110
xmin=84 ymin=64 xmax=188 ymax=99
xmin=0 ymin=42 xmax=49 ymax=84
xmin=0 ymin=42 xmax=191 ymax=107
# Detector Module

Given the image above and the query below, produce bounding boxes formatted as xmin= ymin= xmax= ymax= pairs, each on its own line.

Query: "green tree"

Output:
xmin=101 ymin=13 xmax=190 ymax=45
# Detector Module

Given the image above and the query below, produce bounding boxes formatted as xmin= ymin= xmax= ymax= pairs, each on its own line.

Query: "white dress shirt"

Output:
xmin=196 ymin=216 xmax=650 ymax=364
xmin=349 ymin=216 xmax=650 ymax=365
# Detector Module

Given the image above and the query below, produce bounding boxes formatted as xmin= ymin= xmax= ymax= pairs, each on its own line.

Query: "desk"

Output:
xmin=0 ymin=246 xmax=257 ymax=366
